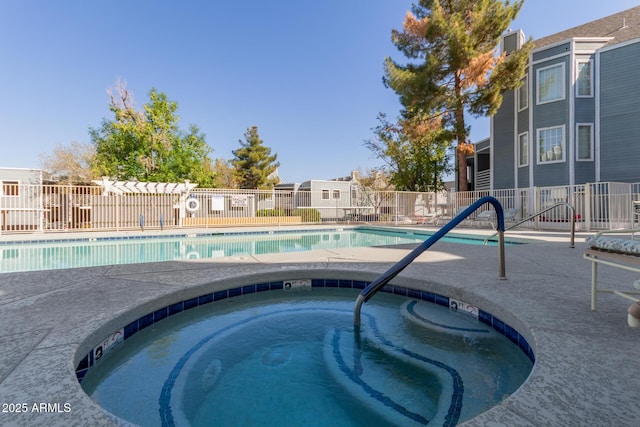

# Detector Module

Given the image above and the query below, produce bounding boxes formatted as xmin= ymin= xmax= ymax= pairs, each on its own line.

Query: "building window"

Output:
xmin=518 ymin=75 xmax=528 ymax=111
xmin=537 ymin=126 xmax=565 ymax=163
xmin=332 ymin=190 xmax=340 ymax=199
xmin=321 ymin=189 xmax=329 ymax=200
xmin=576 ymin=60 xmax=593 ymax=97
xmin=537 ymin=63 xmax=565 ymax=104
xmin=576 ymin=124 xmax=593 ymax=161
xmin=518 ymin=132 xmax=528 ymax=167
xmin=1 ymin=181 xmax=19 ymax=196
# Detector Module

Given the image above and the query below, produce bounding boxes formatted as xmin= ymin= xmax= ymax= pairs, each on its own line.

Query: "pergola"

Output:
xmin=92 ymin=178 xmax=198 ymax=195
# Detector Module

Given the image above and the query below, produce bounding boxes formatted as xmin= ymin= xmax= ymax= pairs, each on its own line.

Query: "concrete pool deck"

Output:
xmin=0 ymin=225 xmax=638 ymax=426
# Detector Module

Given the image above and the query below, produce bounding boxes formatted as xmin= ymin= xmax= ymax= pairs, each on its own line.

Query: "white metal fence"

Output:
xmin=1 ymin=182 xmax=639 ymax=234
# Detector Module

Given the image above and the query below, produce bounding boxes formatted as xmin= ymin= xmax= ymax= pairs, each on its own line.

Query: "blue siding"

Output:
xmin=575 ymin=98 xmax=595 ymax=122
xmin=516 ymin=107 xmax=530 ymax=187
xmin=476 ymin=138 xmax=490 ymax=151
xmin=575 ymin=162 xmax=595 ymax=184
xmin=532 ymin=56 xmax=570 ymax=186
xmin=517 ymin=108 xmax=529 ymax=134
xmin=532 ymin=43 xmax=571 ymax=62
xmin=492 ymin=92 xmax=516 ymax=189
xmin=600 ymin=41 xmax=640 ymax=182
xmin=574 ymin=95 xmax=596 ymax=184
xmin=574 ymin=68 xmax=596 ymax=185
xmin=517 ymin=166 xmax=529 ymax=187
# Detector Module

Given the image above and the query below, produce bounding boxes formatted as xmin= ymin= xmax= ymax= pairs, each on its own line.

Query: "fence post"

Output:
xmin=584 ymin=183 xmax=591 ymax=232
xmin=534 ymin=187 xmax=540 ymax=230
xmin=395 ymin=191 xmax=399 ymax=224
xmin=116 ymin=195 xmax=120 ymax=232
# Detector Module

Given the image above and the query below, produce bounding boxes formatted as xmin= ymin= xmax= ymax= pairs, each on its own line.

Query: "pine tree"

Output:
xmin=231 ymin=126 xmax=280 ymax=189
xmin=384 ymin=0 xmax=532 ymax=191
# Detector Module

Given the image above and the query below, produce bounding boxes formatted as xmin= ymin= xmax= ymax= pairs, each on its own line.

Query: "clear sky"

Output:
xmin=1 ymin=1 xmax=638 ymax=183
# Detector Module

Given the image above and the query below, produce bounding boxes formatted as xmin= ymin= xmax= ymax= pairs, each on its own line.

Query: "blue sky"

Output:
xmin=1 ymin=1 xmax=638 ymax=183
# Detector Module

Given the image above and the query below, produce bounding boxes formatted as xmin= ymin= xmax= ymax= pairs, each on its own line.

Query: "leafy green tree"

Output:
xmin=231 ymin=126 xmax=280 ymax=189
xmin=365 ymin=113 xmax=451 ymax=192
xmin=90 ymin=81 xmax=214 ymax=186
xmin=384 ymin=0 xmax=532 ymax=191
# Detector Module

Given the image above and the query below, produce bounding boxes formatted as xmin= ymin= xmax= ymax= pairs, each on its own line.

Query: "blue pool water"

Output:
xmin=79 ymin=286 xmax=533 ymax=426
xmin=0 ymin=227 xmax=510 ymax=273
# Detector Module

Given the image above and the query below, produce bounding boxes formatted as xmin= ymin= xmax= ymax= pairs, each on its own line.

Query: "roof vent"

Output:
xmin=621 ymin=18 xmax=629 ymax=30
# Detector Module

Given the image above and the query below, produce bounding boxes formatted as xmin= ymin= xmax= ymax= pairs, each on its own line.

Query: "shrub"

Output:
xmin=257 ymin=209 xmax=285 ymax=217
xmin=292 ymin=208 xmax=321 ymax=222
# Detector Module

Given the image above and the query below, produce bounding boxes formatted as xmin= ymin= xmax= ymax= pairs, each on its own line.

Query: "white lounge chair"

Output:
xmin=419 ymin=211 xmax=441 ymax=226
xmin=583 ymin=229 xmax=640 ymax=326
xmin=473 ymin=210 xmax=496 ymax=228
xmin=503 ymin=208 xmax=519 ymax=223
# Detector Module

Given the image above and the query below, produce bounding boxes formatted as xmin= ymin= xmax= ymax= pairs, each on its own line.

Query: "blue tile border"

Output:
xmin=0 ymin=228 xmax=347 ymax=247
xmin=76 ymin=279 xmax=535 ymax=382
xmin=0 ymin=226 xmax=527 ymax=249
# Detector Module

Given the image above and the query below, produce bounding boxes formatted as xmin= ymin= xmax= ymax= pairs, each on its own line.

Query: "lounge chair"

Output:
xmin=583 ymin=229 xmax=640 ymax=326
xmin=455 ymin=205 xmax=470 ymax=215
xmin=503 ymin=208 xmax=519 ymax=223
xmin=416 ymin=211 xmax=441 ymax=226
xmin=447 ymin=205 xmax=470 ymax=226
xmin=473 ymin=209 xmax=496 ymax=228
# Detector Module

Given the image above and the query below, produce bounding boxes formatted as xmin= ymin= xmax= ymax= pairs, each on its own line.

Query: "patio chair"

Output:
xmin=453 ymin=206 xmax=470 ymax=218
xmin=421 ymin=211 xmax=441 ymax=226
xmin=473 ymin=209 xmax=496 ymax=229
xmin=451 ymin=205 xmax=470 ymax=225
xmin=503 ymin=208 xmax=519 ymax=223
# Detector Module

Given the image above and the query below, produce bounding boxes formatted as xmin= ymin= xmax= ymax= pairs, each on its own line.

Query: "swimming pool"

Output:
xmin=78 ymin=283 xmax=534 ymax=426
xmin=0 ymin=227 xmax=512 ymax=274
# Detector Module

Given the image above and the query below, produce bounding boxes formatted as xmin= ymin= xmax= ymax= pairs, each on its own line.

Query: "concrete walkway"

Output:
xmin=0 ymin=226 xmax=638 ymax=426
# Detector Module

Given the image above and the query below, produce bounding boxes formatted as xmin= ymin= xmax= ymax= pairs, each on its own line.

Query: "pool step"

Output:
xmin=323 ymin=327 xmax=461 ymax=426
xmin=400 ymin=300 xmax=493 ymax=339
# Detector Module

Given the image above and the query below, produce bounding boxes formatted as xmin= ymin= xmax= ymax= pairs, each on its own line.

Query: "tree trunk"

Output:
xmin=457 ymin=146 xmax=468 ymax=192
xmin=454 ymin=73 xmax=468 ymax=192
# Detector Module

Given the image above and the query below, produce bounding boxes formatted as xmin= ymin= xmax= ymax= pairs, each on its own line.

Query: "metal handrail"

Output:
xmin=482 ymin=202 xmax=575 ymax=248
xmin=354 ymin=196 xmax=506 ymax=326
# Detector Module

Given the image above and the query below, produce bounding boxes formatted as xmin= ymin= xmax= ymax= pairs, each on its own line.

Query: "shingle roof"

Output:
xmin=533 ymin=6 xmax=640 ymax=49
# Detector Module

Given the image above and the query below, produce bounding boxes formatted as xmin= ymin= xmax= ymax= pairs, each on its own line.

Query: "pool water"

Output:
xmin=80 ymin=288 xmax=533 ymax=426
xmin=0 ymin=227 xmax=508 ymax=273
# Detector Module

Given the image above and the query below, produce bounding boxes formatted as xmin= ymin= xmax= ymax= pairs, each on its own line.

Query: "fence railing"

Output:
xmin=1 ymin=182 xmax=639 ymax=234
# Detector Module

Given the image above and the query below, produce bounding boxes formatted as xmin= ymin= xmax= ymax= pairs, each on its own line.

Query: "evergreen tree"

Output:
xmin=231 ymin=126 xmax=280 ymax=189
xmin=384 ymin=0 xmax=532 ymax=191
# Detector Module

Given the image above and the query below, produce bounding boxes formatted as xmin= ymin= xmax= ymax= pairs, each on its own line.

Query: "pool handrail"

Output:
xmin=482 ymin=202 xmax=575 ymax=248
xmin=354 ymin=196 xmax=506 ymax=326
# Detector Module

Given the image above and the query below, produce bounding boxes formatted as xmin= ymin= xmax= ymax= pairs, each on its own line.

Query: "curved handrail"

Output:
xmin=354 ymin=196 xmax=506 ymax=326
xmin=482 ymin=202 xmax=575 ymax=248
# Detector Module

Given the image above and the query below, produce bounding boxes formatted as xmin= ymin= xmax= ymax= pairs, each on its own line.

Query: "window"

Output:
xmin=537 ymin=63 xmax=565 ymax=104
xmin=518 ymin=132 xmax=528 ymax=167
xmin=537 ymin=126 xmax=565 ymax=163
xmin=2 ymin=181 xmax=19 ymax=196
xmin=518 ymin=75 xmax=528 ymax=111
xmin=576 ymin=60 xmax=593 ymax=97
xmin=332 ymin=190 xmax=340 ymax=199
xmin=576 ymin=124 xmax=593 ymax=161
xmin=321 ymin=189 xmax=329 ymax=200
